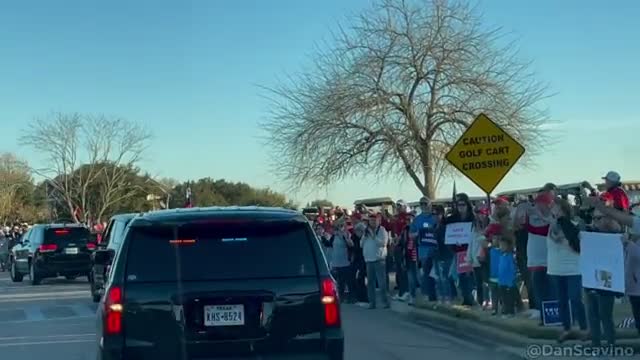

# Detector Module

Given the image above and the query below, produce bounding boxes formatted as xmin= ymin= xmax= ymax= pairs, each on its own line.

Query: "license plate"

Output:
xmin=65 ymin=248 xmax=79 ymax=255
xmin=204 ymin=304 xmax=244 ymax=326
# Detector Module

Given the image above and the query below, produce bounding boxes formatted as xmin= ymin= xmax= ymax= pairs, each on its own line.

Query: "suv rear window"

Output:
xmin=125 ymin=222 xmax=318 ymax=282
xmin=44 ymin=227 xmax=91 ymax=245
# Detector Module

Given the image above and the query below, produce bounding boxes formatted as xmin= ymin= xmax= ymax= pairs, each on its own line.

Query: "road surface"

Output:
xmin=0 ymin=271 xmax=519 ymax=359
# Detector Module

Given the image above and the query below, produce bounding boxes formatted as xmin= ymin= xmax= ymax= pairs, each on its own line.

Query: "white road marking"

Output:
xmin=0 ymin=315 xmax=94 ymax=324
xmin=0 ymin=333 xmax=95 ymax=341
xmin=0 ymin=339 xmax=94 ymax=347
xmin=0 ymin=290 xmax=89 ymax=299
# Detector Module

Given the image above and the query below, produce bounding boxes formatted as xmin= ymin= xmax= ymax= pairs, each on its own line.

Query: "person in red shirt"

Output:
xmin=601 ymin=171 xmax=630 ymax=212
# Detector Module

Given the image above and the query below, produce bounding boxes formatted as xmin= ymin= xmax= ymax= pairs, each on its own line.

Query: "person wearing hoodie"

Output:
xmin=362 ymin=214 xmax=390 ymax=309
xmin=438 ymin=193 xmax=476 ymax=306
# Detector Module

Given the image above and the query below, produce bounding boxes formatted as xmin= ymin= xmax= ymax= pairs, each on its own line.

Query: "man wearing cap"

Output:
xmin=409 ymin=197 xmax=438 ymax=302
xmin=601 ymin=171 xmax=630 ymax=212
xmin=361 ymin=213 xmax=390 ymax=309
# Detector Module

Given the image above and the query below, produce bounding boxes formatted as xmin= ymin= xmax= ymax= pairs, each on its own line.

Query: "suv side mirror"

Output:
xmin=93 ymin=249 xmax=115 ymax=265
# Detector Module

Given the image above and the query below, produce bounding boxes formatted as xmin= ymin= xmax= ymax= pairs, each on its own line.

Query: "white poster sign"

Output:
xmin=445 ymin=222 xmax=473 ymax=245
xmin=579 ymin=231 xmax=625 ymax=293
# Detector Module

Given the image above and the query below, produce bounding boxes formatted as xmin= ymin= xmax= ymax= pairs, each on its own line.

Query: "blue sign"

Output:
xmin=542 ymin=300 xmax=573 ymax=326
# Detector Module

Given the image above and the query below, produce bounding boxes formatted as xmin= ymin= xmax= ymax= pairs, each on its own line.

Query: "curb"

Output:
xmin=391 ymin=301 xmax=640 ymax=358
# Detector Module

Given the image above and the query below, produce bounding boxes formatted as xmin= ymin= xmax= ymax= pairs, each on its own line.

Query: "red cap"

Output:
xmin=535 ymin=192 xmax=554 ymax=205
xmin=493 ymin=196 xmax=509 ymax=205
xmin=485 ymin=223 xmax=503 ymax=238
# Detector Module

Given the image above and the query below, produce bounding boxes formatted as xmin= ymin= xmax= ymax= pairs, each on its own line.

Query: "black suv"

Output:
xmin=90 ymin=213 xmax=137 ymax=302
xmin=95 ymin=207 xmax=344 ymax=360
xmin=10 ymin=223 xmax=94 ymax=285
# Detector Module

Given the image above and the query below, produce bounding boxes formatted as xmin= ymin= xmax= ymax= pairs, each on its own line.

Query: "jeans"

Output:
xmin=515 ymin=230 xmax=535 ymax=308
xmin=489 ymin=282 xmax=500 ymax=313
xmin=352 ymin=260 xmax=368 ymax=303
xmin=473 ymin=264 xmax=488 ymax=305
xmin=500 ymin=286 xmax=517 ymax=315
xmin=585 ymin=290 xmax=616 ymax=346
xmin=531 ymin=269 xmax=552 ymax=320
xmin=406 ymin=260 xmax=419 ymax=298
xmin=458 ymin=272 xmax=475 ymax=306
xmin=419 ymin=247 xmax=437 ymax=301
xmin=394 ymin=251 xmax=407 ymax=296
xmin=435 ymin=258 xmax=453 ymax=301
xmin=366 ymin=260 xmax=390 ymax=308
xmin=550 ymin=275 xmax=587 ymax=331
xmin=629 ymin=296 xmax=640 ymax=334
xmin=334 ymin=266 xmax=354 ymax=302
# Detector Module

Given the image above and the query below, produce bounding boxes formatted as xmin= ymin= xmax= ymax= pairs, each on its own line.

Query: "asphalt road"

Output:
xmin=0 ymin=271 xmax=518 ymax=359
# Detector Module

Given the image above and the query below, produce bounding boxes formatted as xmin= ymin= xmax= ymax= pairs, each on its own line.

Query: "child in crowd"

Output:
xmin=498 ymin=234 xmax=518 ymax=318
xmin=468 ymin=206 xmax=490 ymax=309
xmin=487 ymin=225 xmax=502 ymax=315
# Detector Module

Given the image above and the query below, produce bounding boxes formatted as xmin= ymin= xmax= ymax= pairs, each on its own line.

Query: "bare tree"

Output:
xmin=20 ymin=112 xmax=151 ymax=223
xmin=262 ymin=0 xmax=551 ymax=198
xmin=0 ymin=153 xmax=32 ymax=224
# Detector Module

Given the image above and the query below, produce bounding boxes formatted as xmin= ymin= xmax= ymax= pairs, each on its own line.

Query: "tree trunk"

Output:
xmin=422 ymin=145 xmax=436 ymax=199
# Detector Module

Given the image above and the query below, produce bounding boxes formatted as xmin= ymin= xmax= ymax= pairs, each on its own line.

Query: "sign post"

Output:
xmin=445 ymin=113 xmax=525 ymax=202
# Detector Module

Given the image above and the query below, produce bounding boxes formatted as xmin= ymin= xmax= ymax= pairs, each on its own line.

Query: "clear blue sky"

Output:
xmin=0 ymin=0 xmax=638 ymax=207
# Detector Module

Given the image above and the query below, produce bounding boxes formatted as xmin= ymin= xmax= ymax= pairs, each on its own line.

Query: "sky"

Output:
xmin=0 ymin=0 xmax=638 ymax=207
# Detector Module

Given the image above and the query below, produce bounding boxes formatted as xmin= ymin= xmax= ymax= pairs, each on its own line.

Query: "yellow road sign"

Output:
xmin=445 ymin=113 xmax=525 ymax=194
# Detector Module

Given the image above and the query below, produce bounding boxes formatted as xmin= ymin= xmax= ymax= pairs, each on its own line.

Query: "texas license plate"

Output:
xmin=203 ymin=304 xmax=244 ymax=326
xmin=65 ymin=248 xmax=79 ymax=255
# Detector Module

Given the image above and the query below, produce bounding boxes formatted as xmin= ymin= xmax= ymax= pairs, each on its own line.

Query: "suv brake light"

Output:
xmin=104 ymin=286 xmax=124 ymax=335
xmin=321 ymin=277 xmax=340 ymax=327
xmin=86 ymin=243 xmax=96 ymax=250
xmin=38 ymin=244 xmax=57 ymax=253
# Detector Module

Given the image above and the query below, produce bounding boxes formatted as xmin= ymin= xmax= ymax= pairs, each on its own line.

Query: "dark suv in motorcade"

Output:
xmin=95 ymin=207 xmax=344 ymax=360
xmin=90 ymin=213 xmax=137 ymax=302
xmin=10 ymin=223 xmax=95 ymax=285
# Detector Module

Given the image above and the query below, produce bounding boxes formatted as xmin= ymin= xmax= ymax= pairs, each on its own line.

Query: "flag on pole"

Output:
xmin=451 ymin=181 xmax=457 ymax=208
xmin=185 ymin=186 xmax=193 ymax=208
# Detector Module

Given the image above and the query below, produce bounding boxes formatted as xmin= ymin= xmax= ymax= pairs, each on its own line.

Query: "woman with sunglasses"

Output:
xmin=437 ymin=193 xmax=476 ymax=306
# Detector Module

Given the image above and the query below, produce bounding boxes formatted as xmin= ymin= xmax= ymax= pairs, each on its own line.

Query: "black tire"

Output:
xmin=30 ymin=261 xmax=42 ymax=285
xmin=65 ymin=275 xmax=77 ymax=280
xmin=92 ymin=293 xmax=101 ymax=303
xmin=10 ymin=259 xmax=23 ymax=282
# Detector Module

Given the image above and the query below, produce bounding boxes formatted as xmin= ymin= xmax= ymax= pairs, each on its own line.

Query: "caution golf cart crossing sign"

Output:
xmin=445 ymin=113 xmax=525 ymax=194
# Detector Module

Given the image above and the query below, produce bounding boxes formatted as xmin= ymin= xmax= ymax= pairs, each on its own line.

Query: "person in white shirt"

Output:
xmin=362 ymin=213 xmax=390 ymax=309
xmin=547 ymin=198 xmax=587 ymax=341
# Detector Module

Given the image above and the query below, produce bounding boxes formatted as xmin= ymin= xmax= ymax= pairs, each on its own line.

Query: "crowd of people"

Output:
xmin=312 ymin=170 xmax=640 ymax=347
xmin=0 ymin=223 xmax=30 ymax=271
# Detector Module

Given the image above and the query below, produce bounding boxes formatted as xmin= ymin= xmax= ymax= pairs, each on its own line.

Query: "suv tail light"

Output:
xmin=321 ymin=277 xmax=340 ymax=327
xmin=86 ymin=243 xmax=96 ymax=251
xmin=38 ymin=244 xmax=57 ymax=253
xmin=104 ymin=286 xmax=124 ymax=335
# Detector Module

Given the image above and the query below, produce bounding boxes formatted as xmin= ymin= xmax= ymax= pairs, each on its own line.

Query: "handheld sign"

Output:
xmin=541 ymin=300 xmax=574 ymax=326
xmin=579 ymin=231 xmax=625 ymax=293
xmin=445 ymin=222 xmax=473 ymax=245
xmin=445 ymin=114 xmax=525 ymax=194
xmin=456 ymin=251 xmax=473 ymax=274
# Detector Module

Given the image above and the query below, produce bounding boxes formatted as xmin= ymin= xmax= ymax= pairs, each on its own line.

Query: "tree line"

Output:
xmin=1 ymin=112 xmax=296 ymax=225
